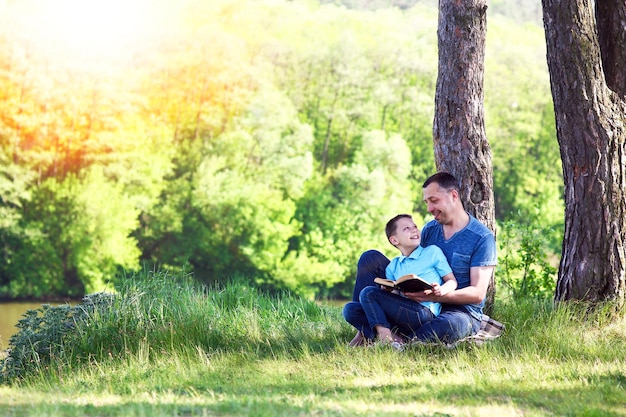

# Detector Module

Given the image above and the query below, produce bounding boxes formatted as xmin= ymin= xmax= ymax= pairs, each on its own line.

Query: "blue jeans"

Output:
xmin=413 ymin=305 xmax=480 ymax=344
xmin=350 ymin=250 xmax=390 ymax=302
xmin=343 ymin=286 xmax=434 ymax=340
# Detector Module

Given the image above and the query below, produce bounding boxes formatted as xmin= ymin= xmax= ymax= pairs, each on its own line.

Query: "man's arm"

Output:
xmin=405 ymin=265 xmax=493 ymax=305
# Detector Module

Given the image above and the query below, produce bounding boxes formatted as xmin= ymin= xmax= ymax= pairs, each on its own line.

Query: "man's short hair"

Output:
xmin=423 ymin=172 xmax=460 ymax=193
xmin=385 ymin=214 xmax=413 ymax=240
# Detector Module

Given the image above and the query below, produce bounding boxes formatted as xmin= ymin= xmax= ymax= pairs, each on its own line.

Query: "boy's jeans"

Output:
xmin=343 ymin=286 xmax=434 ymax=340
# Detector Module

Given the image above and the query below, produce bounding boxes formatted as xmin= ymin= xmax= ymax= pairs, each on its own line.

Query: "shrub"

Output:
xmin=498 ymin=217 xmax=557 ymax=300
xmin=0 ymin=292 xmax=115 ymax=382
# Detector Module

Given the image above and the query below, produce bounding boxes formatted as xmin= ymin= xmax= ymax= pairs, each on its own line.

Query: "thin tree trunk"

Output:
xmin=433 ymin=0 xmax=496 ymax=311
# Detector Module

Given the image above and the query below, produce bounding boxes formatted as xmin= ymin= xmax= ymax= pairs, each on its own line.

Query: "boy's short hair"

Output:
xmin=385 ymin=214 xmax=413 ymax=240
xmin=423 ymin=172 xmax=459 ymax=193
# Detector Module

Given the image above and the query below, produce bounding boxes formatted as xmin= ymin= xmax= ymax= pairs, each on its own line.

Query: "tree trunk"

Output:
xmin=595 ymin=0 xmax=626 ymax=97
xmin=433 ymin=0 xmax=496 ymax=312
xmin=542 ymin=0 xmax=626 ymax=306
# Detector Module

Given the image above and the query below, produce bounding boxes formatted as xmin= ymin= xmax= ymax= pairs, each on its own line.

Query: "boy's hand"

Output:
xmin=429 ymin=283 xmax=443 ymax=297
xmin=403 ymin=290 xmax=437 ymax=302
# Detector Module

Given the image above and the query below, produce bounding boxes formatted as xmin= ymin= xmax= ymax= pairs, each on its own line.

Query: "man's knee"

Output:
xmin=413 ymin=311 xmax=473 ymax=344
xmin=342 ymin=301 xmax=362 ymax=321
xmin=357 ymin=250 xmax=389 ymax=271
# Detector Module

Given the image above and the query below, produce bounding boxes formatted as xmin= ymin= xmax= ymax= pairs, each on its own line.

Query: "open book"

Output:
xmin=374 ymin=274 xmax=434 ymax=293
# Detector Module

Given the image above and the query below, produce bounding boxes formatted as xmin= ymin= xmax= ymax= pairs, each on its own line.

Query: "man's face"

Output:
xmin=423 ymin=182 xmax=455 ymax=225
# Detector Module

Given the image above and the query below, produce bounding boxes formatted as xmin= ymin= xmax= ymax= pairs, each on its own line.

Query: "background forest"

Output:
xmin=0 ymin=0 xmax=561 ymax=300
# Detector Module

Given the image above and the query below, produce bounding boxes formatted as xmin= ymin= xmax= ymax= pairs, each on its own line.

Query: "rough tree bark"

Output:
xmin=542 ymin=0 xmax=626 ymax=306
xmin=433 ymin=0 xmax=496 ymax=311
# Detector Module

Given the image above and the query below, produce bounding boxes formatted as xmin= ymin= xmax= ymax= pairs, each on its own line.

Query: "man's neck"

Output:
xmin=443 ymin=210 xmax=470 ymax=239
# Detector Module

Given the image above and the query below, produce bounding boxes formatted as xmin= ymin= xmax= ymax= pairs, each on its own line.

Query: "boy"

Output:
xmin=343 ymin=214 xmax=457 ymax=347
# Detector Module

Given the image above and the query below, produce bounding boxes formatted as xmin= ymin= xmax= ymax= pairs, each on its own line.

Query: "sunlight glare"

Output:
xmin=18 ymin=0 xmax=166 ymax=64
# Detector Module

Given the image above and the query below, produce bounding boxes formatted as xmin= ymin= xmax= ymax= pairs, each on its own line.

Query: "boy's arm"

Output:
xmin=423 ymin=272 xmax=456 ymax=297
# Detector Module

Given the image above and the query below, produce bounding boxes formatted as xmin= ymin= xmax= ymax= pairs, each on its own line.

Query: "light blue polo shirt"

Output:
xmin=385 ymin=245 xmax=453 ymax=316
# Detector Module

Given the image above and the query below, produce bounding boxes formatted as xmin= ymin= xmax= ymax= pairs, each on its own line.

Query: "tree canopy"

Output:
xmin=0 ymin=0 xmax=560 ymax=299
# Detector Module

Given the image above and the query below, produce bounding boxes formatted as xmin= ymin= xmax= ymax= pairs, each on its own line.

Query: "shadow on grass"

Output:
xmin=4 ymin=371 xmax=625 ymax=417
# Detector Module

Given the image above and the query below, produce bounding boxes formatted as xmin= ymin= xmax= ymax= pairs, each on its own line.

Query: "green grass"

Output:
xmin=1 ymin=271 xmax=625 ymax=416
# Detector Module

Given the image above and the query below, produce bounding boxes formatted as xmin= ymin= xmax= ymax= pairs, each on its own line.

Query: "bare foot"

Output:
xmin=348 ymin=331 xmax=365 ymax=347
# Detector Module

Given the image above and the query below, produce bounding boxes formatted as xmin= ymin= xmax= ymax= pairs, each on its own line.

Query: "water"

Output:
xmin=0 ymin=301 xmax=71 ymax=351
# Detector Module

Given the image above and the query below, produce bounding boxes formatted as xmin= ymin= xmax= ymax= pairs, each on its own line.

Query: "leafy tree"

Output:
xmin=140 ymin=86 xmax=317 ymax=295
xmin=267 ymin=3 xmax=438 ymax=190
xmin=17 ymin=170 xmax=141 ymax=296
xmin=0 ymin=142 xmax=42 ymax=298
xmin=292 ymin=130 xmax=416 ymax=297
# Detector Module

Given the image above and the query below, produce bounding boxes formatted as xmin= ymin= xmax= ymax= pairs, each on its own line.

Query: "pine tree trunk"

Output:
xmin=542 ymin=0 xmax=626 ymax=306
xmin=433 ymin=0 xmax=496 ymax=311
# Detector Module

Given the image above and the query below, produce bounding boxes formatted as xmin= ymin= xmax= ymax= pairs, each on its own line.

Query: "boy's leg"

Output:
xmin=359 ymin=286 xmax=434 ymax=340
xmin=412 ymin=306 xmax=479 ymax=344
xmin=346 ymin=250 xmax=390 ymax=345
xmin=351 ymin=250 xmax=390 ymax=302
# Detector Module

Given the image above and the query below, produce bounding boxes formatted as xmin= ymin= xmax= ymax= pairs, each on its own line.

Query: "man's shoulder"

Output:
xmin=467 ymin=215 xmax=494 ymax=238
xmin=421 ymin=244 xmax=445 ymax=258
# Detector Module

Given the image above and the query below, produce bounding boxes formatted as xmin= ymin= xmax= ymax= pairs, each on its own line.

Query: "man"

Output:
xmin=347 ymin=172 xmax=497 ymax=345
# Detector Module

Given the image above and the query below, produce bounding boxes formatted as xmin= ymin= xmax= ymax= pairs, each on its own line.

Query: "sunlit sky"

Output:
xmin=4 ymin=0 xmax=175 ymax=66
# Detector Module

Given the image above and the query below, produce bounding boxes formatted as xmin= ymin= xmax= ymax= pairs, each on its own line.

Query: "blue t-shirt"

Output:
xmin=385 ymin=245 xmax=453 ymax=316
xmin=420 ymin=214 xmax=497 ymax=321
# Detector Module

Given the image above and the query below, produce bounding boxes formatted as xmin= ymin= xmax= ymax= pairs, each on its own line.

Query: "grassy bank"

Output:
xmin=1 ymin=271 xmax=625 ymax=416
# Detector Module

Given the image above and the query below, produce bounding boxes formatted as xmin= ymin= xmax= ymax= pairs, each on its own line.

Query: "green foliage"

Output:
xmin=485 ymin=16 xmax=564 ymax=257
xmin=11 ymin=172 xmax=141 ymax=297
xmin=0 ymin=144 xmax=43 ymax=297
xmin=290 ymin=130 xmax=417 ymax=297
xmin=488 ymin=0 xmax=542 ymax=25
xmin=0 ymin=0 xmax=564 ymax=299
xmin=268 ymin=3 xmax=438 ymax=201
xmin=498 ymin=214 xmax=557 ymax=300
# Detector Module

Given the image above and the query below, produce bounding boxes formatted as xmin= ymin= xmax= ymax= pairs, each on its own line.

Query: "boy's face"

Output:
xmin=389 ymin=217 xmax=420 ymax=250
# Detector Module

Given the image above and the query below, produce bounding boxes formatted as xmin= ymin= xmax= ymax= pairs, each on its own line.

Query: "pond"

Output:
xmin=0 ymin=301 xmax=72 ymax=351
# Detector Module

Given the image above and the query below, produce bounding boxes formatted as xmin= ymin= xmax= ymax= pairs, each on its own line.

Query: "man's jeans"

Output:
xmin=343 ymin=286 xmax=434 ymax=340
xmin=350 ymin=250 xmax=390 ymax=302
xmin=344 ymin=249 xmax=480 ymax=344
xmin=413 ymin=305 xmax=479 ymax=344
